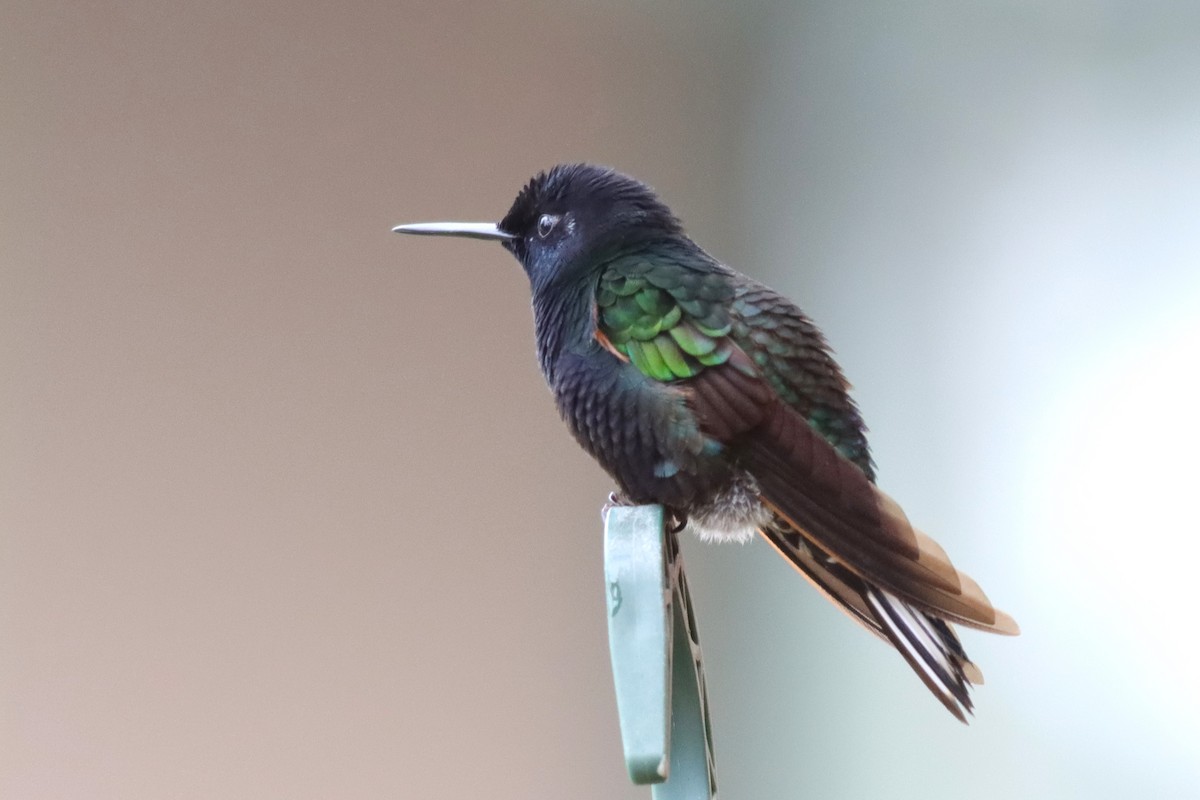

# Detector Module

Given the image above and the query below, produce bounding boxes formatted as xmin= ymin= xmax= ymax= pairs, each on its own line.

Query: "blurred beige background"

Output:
xmin=4 ymin=2 xmax=1199 ymax=798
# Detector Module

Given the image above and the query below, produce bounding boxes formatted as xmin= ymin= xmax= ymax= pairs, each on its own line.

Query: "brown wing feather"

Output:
xmin=748 ymin=401 xmax=1018 ymax=635
xmin=683 ymin=349 xmax=1018 ymax=637
xmin=678 ymin=331 xmax=1015 ymax=721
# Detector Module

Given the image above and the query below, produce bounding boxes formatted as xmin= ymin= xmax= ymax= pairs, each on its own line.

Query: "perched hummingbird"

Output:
xmin=394 ymin=163 xmax=1018 ymax=721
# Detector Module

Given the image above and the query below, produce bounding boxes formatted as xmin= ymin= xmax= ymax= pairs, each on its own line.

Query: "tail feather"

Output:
xmin=677 ymin=343 xmax=1018 ymax=719
xmin=865 ymin=588 xmax=974 ymax=722
xmin=746 ymin=401 xmax=1019 ymax=636
xmin=760 ymin=523 xmax=887 ymax=642
xmin=762 ymin=515 xmax=984 ymax=722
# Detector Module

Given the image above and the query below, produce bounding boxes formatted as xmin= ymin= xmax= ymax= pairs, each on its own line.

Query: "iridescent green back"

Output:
xmin=596 ymin=255 xmax=874 ymax=479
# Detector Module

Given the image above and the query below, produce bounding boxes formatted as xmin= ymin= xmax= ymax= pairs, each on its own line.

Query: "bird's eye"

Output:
xmin=537 ymin=214 xmax=559 ymax=239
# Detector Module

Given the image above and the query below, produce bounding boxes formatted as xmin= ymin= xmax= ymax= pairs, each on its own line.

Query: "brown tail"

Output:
xmin=761 ymin=518 xmax=984 ymax=721
xmin=746 ymin=401 xmax=1018 ymax=636
xmin=744 ymin=399 xmax=1016 ymax=719
xmin=682 ymin=348 xmax=1017 ymax=718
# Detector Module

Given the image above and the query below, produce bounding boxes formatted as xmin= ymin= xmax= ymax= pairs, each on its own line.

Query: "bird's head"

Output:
xmin=394 ymin=163 xmax=684 ymax=290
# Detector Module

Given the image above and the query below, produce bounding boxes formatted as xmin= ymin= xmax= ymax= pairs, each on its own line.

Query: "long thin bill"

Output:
xmin=391 ymin=222 xmax=514 ymax=241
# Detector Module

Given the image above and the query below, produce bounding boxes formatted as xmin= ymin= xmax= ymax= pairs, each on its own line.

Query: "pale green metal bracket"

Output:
xmin=603 ymin=504 xmax=717 ymax=800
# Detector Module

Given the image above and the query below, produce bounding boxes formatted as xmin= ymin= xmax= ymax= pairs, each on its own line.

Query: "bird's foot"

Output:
xmin=601 ymin=494 xmax=687 ymax=535
xmin=601 ymin=491 xmax=634 ymax=520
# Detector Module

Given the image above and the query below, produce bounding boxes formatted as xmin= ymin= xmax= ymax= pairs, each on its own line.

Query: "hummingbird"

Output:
xmin=393 ymin=163 xmax=1018 ymax=722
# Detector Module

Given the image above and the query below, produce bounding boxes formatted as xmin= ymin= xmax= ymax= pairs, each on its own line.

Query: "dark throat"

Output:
xmin=530 ymin=277 xmax=598 ymax=387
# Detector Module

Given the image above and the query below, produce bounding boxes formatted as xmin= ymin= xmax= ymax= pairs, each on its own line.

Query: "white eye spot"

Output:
xmin=537 ymin=213 xmax=559 ymax=238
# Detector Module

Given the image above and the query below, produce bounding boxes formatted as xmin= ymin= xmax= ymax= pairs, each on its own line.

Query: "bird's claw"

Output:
xmin=601 ymin=494 xmax=686 ymax=536
xmin=601 ymin=491 xmax=634 ymax=519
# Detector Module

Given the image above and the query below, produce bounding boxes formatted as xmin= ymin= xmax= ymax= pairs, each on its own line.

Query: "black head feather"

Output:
xmin=498 ymin=164 xmax=684 ymax=248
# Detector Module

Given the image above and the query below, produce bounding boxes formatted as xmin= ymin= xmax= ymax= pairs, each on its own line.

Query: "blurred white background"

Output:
xmin=4 ymin=2 xmax=1198 ymax=798
xmin=713 ymin=4 xmax=1200 ymax=798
